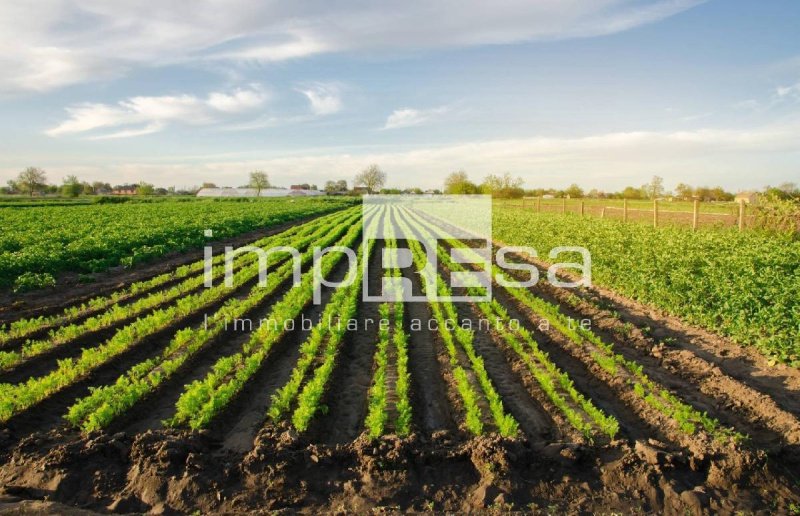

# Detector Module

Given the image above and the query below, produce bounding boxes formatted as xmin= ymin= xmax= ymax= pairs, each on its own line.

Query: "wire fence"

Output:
xmin=502 ymin=198 xmax=755 ymax=231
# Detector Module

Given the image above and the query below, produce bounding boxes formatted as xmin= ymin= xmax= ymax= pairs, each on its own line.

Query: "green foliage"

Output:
xmin=0 ymin=197 xmax=356 ymax=289
xmin=494 ymin=208 xmax=800 ymax=365
xmin=12 ymin=271 xmax=55 ymax=293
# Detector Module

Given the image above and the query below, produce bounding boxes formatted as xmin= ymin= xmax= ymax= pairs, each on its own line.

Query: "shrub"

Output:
xmin=13 ymin=272 xmax=56 ymax=292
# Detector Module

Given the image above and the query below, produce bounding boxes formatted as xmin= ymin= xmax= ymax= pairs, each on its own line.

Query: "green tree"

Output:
xmin=136 ymin=181 xmax=155 ymax=196
xmin=674 ymin=182 xmax=693 ymax=200
xmin=443 ymin=170 xmax=479 ymax=194
xmin=61 ymin=175 xmax=82 ymax=197
xmin=564 ymin=183 xmax=584 ymax=199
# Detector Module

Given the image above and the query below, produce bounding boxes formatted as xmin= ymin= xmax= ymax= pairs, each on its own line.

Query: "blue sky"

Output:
xmin=0 ymin=0 xmax=798 ymax=191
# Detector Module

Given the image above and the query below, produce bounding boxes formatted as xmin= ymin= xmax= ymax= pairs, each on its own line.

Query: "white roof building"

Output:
xmin=196 ymin=188 xmax=324 ymax=197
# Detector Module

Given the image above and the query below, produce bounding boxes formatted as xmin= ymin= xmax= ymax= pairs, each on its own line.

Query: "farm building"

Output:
xmin=195 ymin=187 xmax=324 ymax=198
xmin=734 ymin=191 xmax=759 ymax=204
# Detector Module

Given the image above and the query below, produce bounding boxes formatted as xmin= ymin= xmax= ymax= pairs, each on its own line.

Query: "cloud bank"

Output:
xmin=0 ymin=1 xmax=704 ymax=93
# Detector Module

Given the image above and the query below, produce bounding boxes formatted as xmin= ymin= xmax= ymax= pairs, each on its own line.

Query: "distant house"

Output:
xmin=196 ymin=187 xmax=323 ymax=198
xmin=112 ymin=188 xmax=137 ymax=195
xmin=734 ymin=191 xmax=759 ymax=205
xmin=542 ymin=194 xmax=555 ymax=199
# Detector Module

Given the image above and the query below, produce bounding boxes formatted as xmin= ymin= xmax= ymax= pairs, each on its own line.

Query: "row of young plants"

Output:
xmin=408 ymin=207 xmax=740 ymax=442
xmin=290 ymin=227 xmax=375 ymax=432
xmin=64 ymin=209 xmax=361 ymax=432
xmin=0 ymin=209 xmax=321 ymax=348
xmin=401 ymin=208 xmax=619 ymax=441
xmin=0 ymin=197 xmax=355 ymax=289
xmin=498 ymin=275 xmax=742 ymax=441
xmin=0 ymin=216 xmax=329 ymax=370
xmin=395 ymin=210 xmax=518 ymax=437
xmin=265 ymin=207 xmax=381 ymax=425
xmin=168 ymin=208 xmax=372 ymax=429
xmin=0 ymin=209 xmax=360 ymax=423
xmin=364 ymin=207 xmax=412 ymax=438
xmin=493 ymin=208 xmax=800 ymax=365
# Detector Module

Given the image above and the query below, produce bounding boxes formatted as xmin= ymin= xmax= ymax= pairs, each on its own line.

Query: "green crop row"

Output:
xmin=0 ymin=207 xmax=319 ymax=348
xmin=0 ymin=208 xmax=360 ymax=423
xmin=290 ymin=232 xmax=375 ymax=432
xmin=169 ymin=208 xmax=372 ymax=429
xmin=266 ymin=216 xmax=376 ymax=424
xmin=0 ymin=214 xmax=334 ymax=370
xmin=494 ymin=265 xmax=743 ymax=443
xmin=63 ymin=210 xmax=360 ymax=432
xmin=401 ymin=207 xmax=619 ymax=440
xmin=0 ymin=197 xmax=356 ymax=289
xmin=364 ymin=207 xmax=412 ymax=438
xmin=493 ymin=208 xmax=800 ymax=365
xmin=396 ymin=209 xmax=518 ymax=437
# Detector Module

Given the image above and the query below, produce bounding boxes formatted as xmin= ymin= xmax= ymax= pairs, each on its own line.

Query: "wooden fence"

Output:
xmin=510 ymin=197 xmax=755 ymax=231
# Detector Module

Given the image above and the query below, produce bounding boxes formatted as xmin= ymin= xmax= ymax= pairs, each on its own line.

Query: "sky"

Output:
xmin=0 ymin=0 xmax=798 ymax=192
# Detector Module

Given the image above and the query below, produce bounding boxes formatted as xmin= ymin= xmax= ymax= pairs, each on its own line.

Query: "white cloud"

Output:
xmin=383 ymin=106 xmax=448 ymax=129
xmin=18 ymin=120 xmax=800 ymax=190
xmin=297 ymin=83 xmax=343 ymax=115
xmin=45 ymin=85 xmax=268 ymax=138
xmin=776 ymin=82 xmax=800 ymax=100
xmin=0 ymin=1 xmax=704 ymax=93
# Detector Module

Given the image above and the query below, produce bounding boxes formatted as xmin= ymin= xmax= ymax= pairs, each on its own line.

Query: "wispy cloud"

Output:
xmin=46 ymin=85 xmax=269 ymax=138
xmin=21 ymin=120 xmax=800 ymax=190
xmin=0 ymin=1 xmax=704 ymax=93
xmin=297 ymin=83 xmax=343 ymax=116
xmin=383 ymin=106 xmax=448 ymax=129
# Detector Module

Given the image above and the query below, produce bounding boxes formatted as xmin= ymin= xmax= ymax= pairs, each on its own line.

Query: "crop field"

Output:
xmin=0 ymin=197 xmax=355 ymax=291
xmin=1 ymin=199 xmax=799 ymax=513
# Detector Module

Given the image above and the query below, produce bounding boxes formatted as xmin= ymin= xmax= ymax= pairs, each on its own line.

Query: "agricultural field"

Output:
xmin=0 ymin=197 xmax=355 ymax=292
xmin=1 ymin=199 xmax=800 ymax=513
xmin=493 ymin=207 xmax=800 ymax=364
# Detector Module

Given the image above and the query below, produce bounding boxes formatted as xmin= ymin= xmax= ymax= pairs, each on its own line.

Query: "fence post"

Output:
xmin=692 ymin=199 xmax=699 ymax=231
xmin=653 ymin=199 xmax=659 ymax=228
xmin=601 ymin=207 xmax=606 ymax=219
xmin=580 ymin=200 xmax=585 ymax=217
xmin=623 ymin=199 xmax=629 ymax=223
xmin=536 ymin=197 xmax=541 ymax=212
xmin=738 ymin=199 xmax=746 ymax=231
xmin=522 ymin=197 xmax=526 ymax=209
xmin=562 ymin=197 xmax=567 ymax=214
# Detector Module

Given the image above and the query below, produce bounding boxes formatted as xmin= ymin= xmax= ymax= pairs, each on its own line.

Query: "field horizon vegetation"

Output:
xmin=2 ymin=2 xmax=800 ymax=512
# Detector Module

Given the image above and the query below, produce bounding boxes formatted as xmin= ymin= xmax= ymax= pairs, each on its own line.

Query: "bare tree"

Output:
xmin=17 ymin=167 xmax=47 ymax=197
xmin=354 ymin=164 xmax=386 ymax=194
xmin=249 ymin=171 xmax=270 ymax=196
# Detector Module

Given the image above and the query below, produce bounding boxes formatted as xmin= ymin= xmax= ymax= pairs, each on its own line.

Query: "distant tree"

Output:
xmin=621 ymin=186 xmax=645 ymax=200
xmin=642 ymin=175 xmax=665 ymax=199
xmin=201 ymin=182 xmax=217 ymax=189
xmin=5 ymin=180 xmax=19 ymax=194
xmin=408 ymin=187 xmax=423 ymax=195
xmin=325 ymin=180 xmax=349 ymax=194
xmin=136 ymin=181 xmax=155 ymax=196
xmin=91 ymin=181 xmax=112 ymax=194
xmin=17 ymin=167 xmax=47 ymax=197
xmin=444 ymin=170 xmax=479 ymax=194
xmin=61 ymin=175 xmax=82 ymax=197
xmin=586 ymin=188 xmax=605 ymax=199
xmin=249 ymin=171 xmax=270 ymax=196
xmin=480 ymin=173 xmax=524 ymax=198
xmin=564 ymin=183 xmax=584 ymax=199
xmin=674 ymin=182 xmax=693 ymax=200
xmin=354 ymin=164 xmax=386 ymax=194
